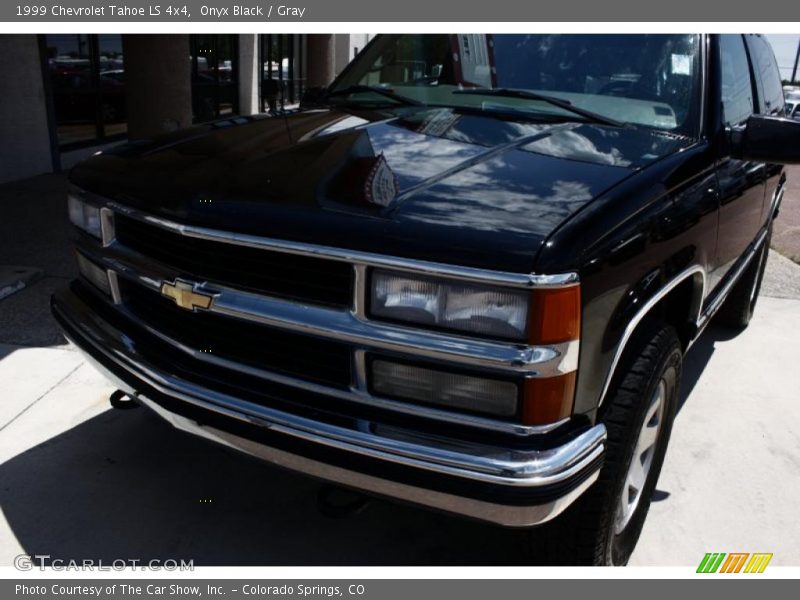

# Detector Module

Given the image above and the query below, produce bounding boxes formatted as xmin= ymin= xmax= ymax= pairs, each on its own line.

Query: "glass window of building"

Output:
xmin=97 ymin=35 xmax=126 ymax=138
xmin=260 ymin=34 xmax=305 ymax=112
xmin=43 ymin=34 xmax=127 ymax=148
xmin=190 ymin=35 xmax=239 ymax=122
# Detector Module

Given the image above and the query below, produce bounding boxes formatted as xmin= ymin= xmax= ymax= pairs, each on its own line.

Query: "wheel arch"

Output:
xmin=597 ymin=266 xmax=705 ymax=409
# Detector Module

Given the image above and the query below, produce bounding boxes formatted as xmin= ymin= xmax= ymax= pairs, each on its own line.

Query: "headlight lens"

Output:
xmin=370 ymin=270 xmax=529 ymax=340
xmin=371 ymin=359 xmax=519 ymax=417
xmin=75 ymin=252 xmax=111 ymax=296
xmin=68 ymin=194 xmax=102 ymax=239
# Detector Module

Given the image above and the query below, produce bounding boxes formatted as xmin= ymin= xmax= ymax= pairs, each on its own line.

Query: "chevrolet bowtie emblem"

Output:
xmin=160 ymin=279 xmax=216 ymax=311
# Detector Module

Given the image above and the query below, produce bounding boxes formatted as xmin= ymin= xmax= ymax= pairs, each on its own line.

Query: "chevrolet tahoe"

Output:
xmin=52 ymin=34 xmax=800 ymax=565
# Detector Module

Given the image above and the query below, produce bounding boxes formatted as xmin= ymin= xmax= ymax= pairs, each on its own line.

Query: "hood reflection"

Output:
xmin=71 ymin=104 xmax=695 ymax=271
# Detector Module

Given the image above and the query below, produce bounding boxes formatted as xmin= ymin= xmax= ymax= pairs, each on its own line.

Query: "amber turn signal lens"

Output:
xmin=528 ymin=285 xmax=581 ymax=345
xmin=522 ymin=372 xmax=577 ymax=426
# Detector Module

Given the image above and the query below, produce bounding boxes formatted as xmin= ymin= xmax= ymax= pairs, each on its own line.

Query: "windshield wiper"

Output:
xmin=452 ymin=87 xmax=625 ymax=128
xmin=326 ymin=85 xmax=423 ymax=106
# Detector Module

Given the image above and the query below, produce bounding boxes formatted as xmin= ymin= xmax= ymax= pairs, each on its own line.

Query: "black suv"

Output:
xmin=53 ymin=34 xmax=798 ymax=565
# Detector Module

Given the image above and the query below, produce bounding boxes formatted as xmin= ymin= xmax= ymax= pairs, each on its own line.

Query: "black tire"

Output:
xmin=716 ymin=227 xmax=771 ymax=330
xmin=535 ymin=322 xmax=682 ymax=565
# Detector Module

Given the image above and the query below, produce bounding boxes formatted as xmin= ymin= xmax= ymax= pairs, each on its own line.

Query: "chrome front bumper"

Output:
xmin=52 ymin=286 xmax=606 ymax=527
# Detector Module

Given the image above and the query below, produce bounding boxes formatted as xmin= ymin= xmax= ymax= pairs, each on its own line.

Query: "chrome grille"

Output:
xmin=114 ymin=214 xmax=354 ymax=308
xmin=120 ymin=280 xmax=353 ymax=389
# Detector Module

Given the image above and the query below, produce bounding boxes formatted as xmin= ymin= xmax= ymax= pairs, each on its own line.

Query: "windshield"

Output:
xmin=331 ymin=34 xmax=703 ymax=136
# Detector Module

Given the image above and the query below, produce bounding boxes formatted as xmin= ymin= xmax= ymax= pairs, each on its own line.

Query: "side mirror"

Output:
xmin=733 ymin=114 xmax=800 ymax=164
xmin=300 ymin=86 xmax=327 ymax=110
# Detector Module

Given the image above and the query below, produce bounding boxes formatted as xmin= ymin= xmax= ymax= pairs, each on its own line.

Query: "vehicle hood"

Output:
xmin=70 ymin=107 xmax=693 ymax=272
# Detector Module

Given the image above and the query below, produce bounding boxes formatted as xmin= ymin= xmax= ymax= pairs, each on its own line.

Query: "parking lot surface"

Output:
xmin=1 ymin=172 xmax=799 ymax=566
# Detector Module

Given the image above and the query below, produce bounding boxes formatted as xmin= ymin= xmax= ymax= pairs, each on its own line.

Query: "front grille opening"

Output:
xmin=121 ymin=281 xmax=353 ymax=389
xmin=114 ymin=214 xmax=354 ymax=308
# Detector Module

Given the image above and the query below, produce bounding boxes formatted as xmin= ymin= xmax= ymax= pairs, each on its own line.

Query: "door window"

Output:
xmin=718 ymin=34 xmax=754 ymax=127
xmin=746 ymin=34 xmax=785 ymax=115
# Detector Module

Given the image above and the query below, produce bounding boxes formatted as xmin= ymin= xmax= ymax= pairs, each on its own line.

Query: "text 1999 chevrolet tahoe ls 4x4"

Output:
xmin=52 ymin=34 xmax=799 ymax=565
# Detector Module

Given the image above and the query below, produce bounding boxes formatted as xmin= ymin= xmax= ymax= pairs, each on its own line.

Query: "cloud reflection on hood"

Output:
xmin=395 ymin=152 xmax=597 ymax=235
xmin=524 ymin=129 xmax=632 ymax=167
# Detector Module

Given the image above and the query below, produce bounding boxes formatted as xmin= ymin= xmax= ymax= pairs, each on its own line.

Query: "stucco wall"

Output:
xmin=0 ymin=35 xmax=54 ymax=184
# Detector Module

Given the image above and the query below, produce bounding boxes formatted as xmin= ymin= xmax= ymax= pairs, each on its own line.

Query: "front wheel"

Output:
xmin=535 ymin=322 xmax=682 ymax=565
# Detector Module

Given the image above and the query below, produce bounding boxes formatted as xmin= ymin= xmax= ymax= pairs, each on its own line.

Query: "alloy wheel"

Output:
xmin=613 ymin=379 xmax=665 ymax=534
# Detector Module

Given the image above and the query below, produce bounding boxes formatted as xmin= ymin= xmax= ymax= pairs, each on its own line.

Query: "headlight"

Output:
xmin=68 ymin=194 xmax=102 ymax=239
xmin=370 ymin=270 xmax=529 ymax=340
xmin=371 ymin=359 xmax=518 ymax=418
xmin=75 ymin=252 xmax=111 ymax=297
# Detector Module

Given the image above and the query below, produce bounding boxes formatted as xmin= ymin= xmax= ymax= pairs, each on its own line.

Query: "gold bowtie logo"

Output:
xmin=160 ymin=279 xmax=216 ymax=311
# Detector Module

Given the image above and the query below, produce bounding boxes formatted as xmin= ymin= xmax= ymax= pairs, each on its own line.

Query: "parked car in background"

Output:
xmin=787 ymin=97 xmax=800 ymax=120
xmin=786 ymin=88 xmax=800 ymax=113
xmin=53 ymin=34 xmax=799 ymax=565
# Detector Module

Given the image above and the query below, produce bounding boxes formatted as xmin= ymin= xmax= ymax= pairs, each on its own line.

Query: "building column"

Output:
xmin=238 ymin=34 xmax=260 ymax=115
xmin=122 ymin=35 xmax=192 ymax=140
xmin=0 ymin=35 xmax=54 ymax=183
xmin=306 ymin=34 xmax=335 ymax=88
xmin=334 ymin=34 xmax=351 ymax=76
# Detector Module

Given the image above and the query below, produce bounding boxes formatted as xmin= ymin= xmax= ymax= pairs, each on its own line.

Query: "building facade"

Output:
xmin=0 ymin=33 xmax=372 ymax=184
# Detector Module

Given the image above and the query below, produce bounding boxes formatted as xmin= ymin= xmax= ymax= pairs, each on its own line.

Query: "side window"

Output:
xmin=746 ymin=34 xmax=785 ymax=115
xmin=719 ymin=35 xmax=754 ymax=126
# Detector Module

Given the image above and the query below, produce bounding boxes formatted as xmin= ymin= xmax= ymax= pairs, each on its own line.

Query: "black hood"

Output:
xmin=70 ymin=107 xmax=693 ymax=272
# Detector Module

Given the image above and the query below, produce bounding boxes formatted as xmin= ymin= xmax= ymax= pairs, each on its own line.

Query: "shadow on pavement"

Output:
xmin=676 ymin=322 xmax=742 ymax=414
xmin=0 ymin=345 xmax=15 ymax=362
xmin=0 ymin=406 xmax=532 ymax=566
xmin=0 ymin=173 xmax=73 ymax=349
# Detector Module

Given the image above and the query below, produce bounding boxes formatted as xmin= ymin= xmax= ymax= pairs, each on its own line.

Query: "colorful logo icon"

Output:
xmin=697 ymin=553 xmax=773 ymax=573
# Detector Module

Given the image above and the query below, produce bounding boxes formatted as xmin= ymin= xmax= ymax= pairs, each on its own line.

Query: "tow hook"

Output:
xmin=316 ymin=484 xmax=370 ymax=519
xmin=109 ymin=390 xmax=139 ymax=410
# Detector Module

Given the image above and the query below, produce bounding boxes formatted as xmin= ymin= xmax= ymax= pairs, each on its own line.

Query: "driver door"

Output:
xmin=710 ymin=34 xmax=766 ymax=291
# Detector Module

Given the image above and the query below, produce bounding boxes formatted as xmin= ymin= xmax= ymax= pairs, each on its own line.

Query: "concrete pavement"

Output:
xmin=630 ymin=294 xmax=800 ymax=566
xmin=1 ymin=173 xmax=799 ymax=566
